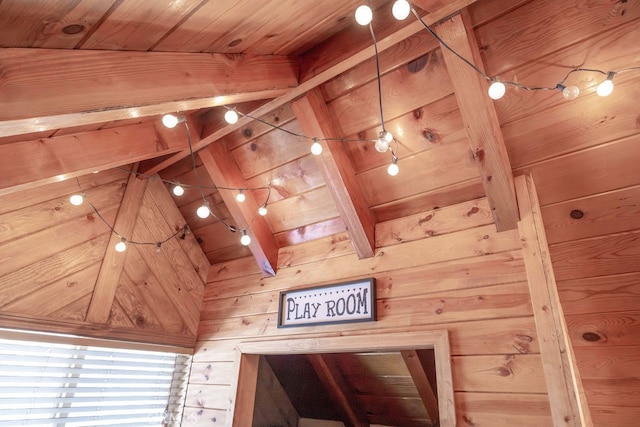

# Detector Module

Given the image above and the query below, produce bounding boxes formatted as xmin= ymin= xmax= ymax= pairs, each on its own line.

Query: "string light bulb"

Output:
xmin=596 ymin=72 xmax=615 ymax=97
xmin=258 ymin=204 xmax=268 ymax=216
xmin=236 ymin=190 xmax=246 ymax=203
xmin=224 ymin=109 xmax=239 ymax=124
xmin=240 ymin=230 xmax=251 ymax=246
xmin=115 ymin=238 xmax=127 ymax=253
xmin=488 ymin=80 xmax=506 ymax=100
xmin=557 ymin=84 xmax=580 ymax=100
xmin=375 ymin=132 xmax=391 ymax=153
xmin=196 ymin=202 xmax=210 ymax=219
xmin=387 ymin=155 xmax=399 ymax=176
xmin=155 ymin=242 xmax=162 ymax=253
xmin=392 ymin=0 xmax=411 ymax=20
xmin=355 ymin=5 xmax=373 ymax=25
xmin=69 ymin=194 xmax=84 ymax=206
xmin=172 ymin=184 xmax=185 ymax=196
xmin=161 ymin=114 xmax=181 ymax=129
xmin=310 ymin=139 xmax=323 ymax=155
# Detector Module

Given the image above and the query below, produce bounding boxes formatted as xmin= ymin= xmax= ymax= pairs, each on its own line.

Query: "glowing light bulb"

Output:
xmin=236 ymin=190 xmax=246 ymax=203
xmin=115 ymin=238 xmax=127 ymax=253
xmin=224 ymin=109 xmax=239 ymax=124
xmin=196 ymin=204 xmax=210 ymax=219
xmin=375 ymin=134 xmax=390 ymax=153
xmin=383 ymin=131 xmax=393 ymax=143
xmin=596 ymin=72 xmax=615 ymax=97
xmin=162 ymin=114 xmax=180 ymax=128
xmin=258 ymin=204 xmax=268 ymax=216
xmin=172 ymin=184 xmax=185 ymax=196
xmin=562 ymin=85 xmax=580 ymax=100
xmin=240 ymin=231 xmax=251 ymax=246
xmin=355 ymin=5 xmax=372 ymax=25
xmin=392 ymin=0 xmax=411 ymax=20
xmin=387 ymin=156 xmax=399 ymax=176
xmin=155 ymin=243 xmax=162 ymax=253
xmin=69 ymin=194 xmax=84 ymax=206
xmin=488 ymin=81 xmax=506 ymax=100
xmin=311 ymin=140 xmax=323 ymax=155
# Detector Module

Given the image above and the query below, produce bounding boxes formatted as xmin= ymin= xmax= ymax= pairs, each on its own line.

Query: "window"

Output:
xmin=0 ymin=330 xmax=191 ymax=426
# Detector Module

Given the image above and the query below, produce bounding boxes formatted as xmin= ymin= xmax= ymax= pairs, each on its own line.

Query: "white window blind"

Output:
xmin=0 ymin=333 xmax=191 ymax=426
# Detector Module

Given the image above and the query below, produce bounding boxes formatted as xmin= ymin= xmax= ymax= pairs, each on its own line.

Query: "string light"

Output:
xmin=236 ymin=190 xmax=246 ymax=203
xmin=596 ymin=72 xmax=615 ymax=97
xmin=310 ymin=139 xmax=323 ymax=155
xmin=240 ymin=230 xmax=251 ymax=246
xmin=387 ymin=154 xmax=399 ymax=176
xmin=114 ymin=238 xmax=127 ymax=253
xmin=355 ymin=5 xmax=373 ymax=25
xmin=557 ymin=84 xmax=580 ymax=100
xmin=69 ymin=194 xmax=84 ymax=206
xmin=375 ymin=133 xmax=391 ymax=153
xmin=224 ymin=109 xmax=239 ymax=124
xmin=172 ymin=184 xmax=185 ymax=196
xmin=258 ymin=204 xmax=268 ymax=216
xmin=161 ymin=114 xmax=183 ymax=129
xmin=392 ymin=0 xmax=411 ymax=20
xmin=155 ymin=242 xmax=162 ymax=253
xmin=488 ymin=80 xmax=506 ymax=100
xmin=196 ymin=203 xmax=210 ymax=219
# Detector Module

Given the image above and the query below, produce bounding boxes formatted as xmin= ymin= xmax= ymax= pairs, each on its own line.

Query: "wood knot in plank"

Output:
xmin=582 ymin=332 xmax=603 ymax=342
xmin=418 ymin=214 xmax=433 ymax=225
xmin=466 ymin=206 xmax=479 ymax=216
xmin=473 ymin=147 xmax=485 ymax=162
xmin=243 ymin=127 xmax=253 ymax=138
xmin=423 ymin=129 xmax=438 ymax=143
xmin=413 ymin=108 xmax=423 ymax=120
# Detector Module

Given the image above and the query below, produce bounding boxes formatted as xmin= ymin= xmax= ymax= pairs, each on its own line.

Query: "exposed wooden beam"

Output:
xmin=401 ymin=350 xmax=439 ymax=425
xmin=143 ymin=0 xmax=478 ymax=176
xmin=413 ymin=0 xmax=450 ymax=13
xmin=0 ymin=122 xmax=185 ymax=196
xmin=515 ymin=174 xmax=593 ymax=427
xmin=198 ymin=140 xmax=278 ymax=277
xmin=85 ymin=166 xmax=147 ymax=324
xmin=0 ymin=48 xmax=299 ymax=138
xmin=307 ymin=354 xmax=369 ymax=427
xmin=436 ymin=12 xmax=519 ymax=231
xmin=292 ymin=88 xmax=375 ymax=259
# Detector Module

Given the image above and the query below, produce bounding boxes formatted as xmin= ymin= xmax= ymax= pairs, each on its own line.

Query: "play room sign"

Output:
xmin=277 ymin=279 xmax=376 ymax=328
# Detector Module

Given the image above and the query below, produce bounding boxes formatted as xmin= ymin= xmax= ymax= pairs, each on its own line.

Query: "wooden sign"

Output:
xmin=277 ymin=279 xmax=376 ymax=328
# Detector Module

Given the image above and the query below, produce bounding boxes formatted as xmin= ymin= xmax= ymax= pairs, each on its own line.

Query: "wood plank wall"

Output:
xmin=0 ymin=169 xmax=208 ymax=349
xmin=470 ymin=1 xmax=640 ymax=425
xmin=186 ymin=198 xmax=553 ymax=426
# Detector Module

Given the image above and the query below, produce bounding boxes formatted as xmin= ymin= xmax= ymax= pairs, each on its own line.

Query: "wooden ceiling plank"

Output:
xmin=198 ymin=139 xmax=279 ymax=277
xmin=401 ymin=350 xmax=439 ymax=425
xmin=435 ymin=11 xmax=519 ymax=231
xmin=292 ymin=88 xmax=376 ymax=259
xmin=143 ymin=0 xmax=478 ymax=176
xmin=85 ymin=166 xmax=148 ymax=324
xmin=0 ymin=122 xmax=182 ymax=197
xmin=307 ymin=354 xmax=369 ymax=427
xmin=0 ymin=48 xmax=299 ymax=138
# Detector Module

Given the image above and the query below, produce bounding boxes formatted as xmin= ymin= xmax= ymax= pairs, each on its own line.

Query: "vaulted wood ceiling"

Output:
xmin=1 ymin=0 xmax=639 ymax=425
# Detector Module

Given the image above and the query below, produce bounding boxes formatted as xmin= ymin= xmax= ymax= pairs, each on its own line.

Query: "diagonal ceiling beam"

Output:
xmin=0 ymin=122 xmax=186 ymax=197
xmin=85 ymin=165 xmax=147 ymax=324
xmin=307 ymin=354 xmax=369 ymax=427
xmin=436 ymin=11 xmax=519 ymax=231
xmin=0 ymin=48 xmax=299 ymax=138
xmin=292 ymin=88 xmax=375 ymax=259
xmin=198 ymin=138 xmax=278 ymax=277
xmin=142 ymin=0 xmax=478 ymax=177
xmin=401 ymin=350 xmax=439 ymax=425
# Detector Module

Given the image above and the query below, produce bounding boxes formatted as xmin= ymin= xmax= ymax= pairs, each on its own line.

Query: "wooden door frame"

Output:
xmin=228 ymin=330 xmax=455 ymax=426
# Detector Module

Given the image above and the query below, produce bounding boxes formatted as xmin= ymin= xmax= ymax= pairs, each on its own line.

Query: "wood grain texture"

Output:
xmin=0 ymin=48 xmax=298 ymax=137
xmin=86 ymin=171 xmax=147 ymax=324
xmin=292 ymin=88 xmax=376 ymax=258
xmin=437 ymin=13 xmax=518 ymax=231
xmin=516 ymin=174 xmax=592 ymax=426
xmin=0 ymin=123 xmax=172 ymax=196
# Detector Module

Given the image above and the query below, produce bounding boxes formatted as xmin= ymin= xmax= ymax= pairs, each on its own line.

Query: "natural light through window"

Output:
xmin=0 ymin=331 xmax=191 ymax=426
